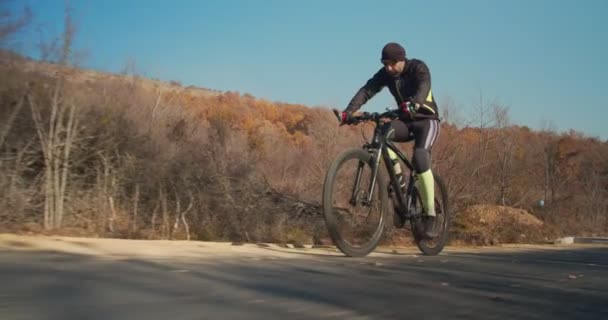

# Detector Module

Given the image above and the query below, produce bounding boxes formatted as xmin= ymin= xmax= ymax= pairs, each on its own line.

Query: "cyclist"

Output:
xmin=335 ymin=42 xmax=440 ymax=238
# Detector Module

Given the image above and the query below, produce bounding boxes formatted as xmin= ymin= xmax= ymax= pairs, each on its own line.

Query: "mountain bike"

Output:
xmin=322 ymin=109 xmax=450 ymax=257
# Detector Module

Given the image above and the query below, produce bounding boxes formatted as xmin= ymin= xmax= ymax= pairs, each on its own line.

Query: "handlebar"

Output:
xmin=333 ymin=109 xmax=400 ymax=126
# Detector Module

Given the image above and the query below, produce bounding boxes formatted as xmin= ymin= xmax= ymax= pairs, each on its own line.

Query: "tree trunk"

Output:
xmin=160 ymin=187 xmax=168 ymax=239
xmin=132 ymin=184 xmax=140 ymax=232
xmin=108 ymin=196 xmax=116 ymax=233
xmin=172 ymin=191 xmax=181 ymax=239
xmin=56 ymin=102 xmax=78 ymax=228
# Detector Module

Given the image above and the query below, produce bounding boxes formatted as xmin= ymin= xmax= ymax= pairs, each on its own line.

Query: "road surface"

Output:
xmin=1 ymin=234 xmax=606 ymax=320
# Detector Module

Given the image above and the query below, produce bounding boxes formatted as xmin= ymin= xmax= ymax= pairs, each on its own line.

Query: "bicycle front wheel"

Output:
xmin=322 ymin=148 xmax=389 ymax=257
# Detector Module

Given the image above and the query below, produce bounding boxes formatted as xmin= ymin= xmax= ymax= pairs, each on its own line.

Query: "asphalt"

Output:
xmin=0 ymin=238 xmax=607 ymax=320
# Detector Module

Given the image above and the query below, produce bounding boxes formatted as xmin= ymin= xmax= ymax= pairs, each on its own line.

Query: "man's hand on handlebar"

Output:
xmin=333 ymin=109 xmax=399 ymax=125
xmin=333 ymin=109 xmax=356 ymax=125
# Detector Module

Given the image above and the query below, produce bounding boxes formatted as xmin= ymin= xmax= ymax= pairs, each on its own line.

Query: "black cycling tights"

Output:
xmin=381 ymin=119 xmax=440 ymax=173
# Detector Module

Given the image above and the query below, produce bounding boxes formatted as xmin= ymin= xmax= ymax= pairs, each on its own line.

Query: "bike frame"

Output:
xmin=351 ymin=123 xmax=418 ymax=220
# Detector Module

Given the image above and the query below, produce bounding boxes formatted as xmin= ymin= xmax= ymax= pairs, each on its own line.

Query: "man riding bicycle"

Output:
xmin=335 ymin=42 xmax=440 ymax=238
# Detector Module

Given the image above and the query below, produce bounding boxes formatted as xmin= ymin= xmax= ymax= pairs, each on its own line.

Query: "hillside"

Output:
xmin=1 ymin=51 xmax=606 ymax=245
xmin=0 ymin=49 xmax=224 ymax=96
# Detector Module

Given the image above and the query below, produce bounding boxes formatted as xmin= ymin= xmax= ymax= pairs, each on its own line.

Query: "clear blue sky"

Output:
xmin=9 ymin=0 xmax=608 ymax=140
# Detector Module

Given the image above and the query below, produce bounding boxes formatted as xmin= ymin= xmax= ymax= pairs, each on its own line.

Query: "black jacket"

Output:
xmin=345 ymin=58 xmax=439 ymax=121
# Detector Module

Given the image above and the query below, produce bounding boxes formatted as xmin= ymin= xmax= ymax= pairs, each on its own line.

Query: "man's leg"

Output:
xmin=416 ymin=169 xmax=435 ymax=215
xmin=411 ymin=119 xmax=440 ymax=236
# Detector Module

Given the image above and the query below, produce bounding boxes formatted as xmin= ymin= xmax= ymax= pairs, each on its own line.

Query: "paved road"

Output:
xmin=0 ymin=236 xmax=607 ymax=320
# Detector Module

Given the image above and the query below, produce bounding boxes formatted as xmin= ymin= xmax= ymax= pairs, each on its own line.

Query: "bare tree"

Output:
xmin=171 ymin=188 xmax=194 ymax=240
xmin=540 ymin=121 xmax=559 ymax=205
xmin=160 ymin=186 xmax=169 ymax=238
xmin=581 ymin=165 xmax=608 ymax=234
xmin=494 ymin=104 xmax=515 ymax=205
xmin=131 ymin=184 xmax=140 ymax=232
xmin=28 ymin=84 xmax=79 ymax=229
xmin=25 ymin=2 xmax=83 ymax=230
xmin=0 ymin=1 xmax=32 ymax=46
xmin=466 ymin=92 xmax=497 ymax=202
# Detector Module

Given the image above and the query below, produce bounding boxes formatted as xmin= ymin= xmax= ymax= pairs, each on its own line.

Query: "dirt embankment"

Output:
xmin=451 ymin=205 xmax=550 ymax=245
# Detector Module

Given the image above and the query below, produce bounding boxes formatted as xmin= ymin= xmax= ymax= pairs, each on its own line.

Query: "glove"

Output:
xmin=400 ymin=101 xmax=419 ymax=116
xmin=333 ymin=109 xmax=354 ymax=125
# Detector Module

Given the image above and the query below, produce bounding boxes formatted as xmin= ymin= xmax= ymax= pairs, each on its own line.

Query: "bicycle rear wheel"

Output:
xmin=322 ymin=148 xmax=389 ymax=257
xmin=412 ymin=174 xmax=450 ymax=255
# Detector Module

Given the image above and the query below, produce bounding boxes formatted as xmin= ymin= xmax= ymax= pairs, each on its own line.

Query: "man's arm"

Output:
xmin=410 ymin=62 xmax=436 ymax=114
xmin=344 ymin=69 xmax=386 ymax=113
xmin=412 ymin=62 xmax=431 ymax=105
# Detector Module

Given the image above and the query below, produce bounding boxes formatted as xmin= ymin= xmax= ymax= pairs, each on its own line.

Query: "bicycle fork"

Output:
xmin=349 ymin=147 xmax=383 ymax=207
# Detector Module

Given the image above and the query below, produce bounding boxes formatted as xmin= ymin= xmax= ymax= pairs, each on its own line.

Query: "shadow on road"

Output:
xmin=1 ymin=246 xmax=607 ymax=320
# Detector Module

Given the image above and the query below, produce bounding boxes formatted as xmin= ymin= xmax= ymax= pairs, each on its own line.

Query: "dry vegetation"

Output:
xmin=1 ymin=5 xmax=606 ymax=245
xmin=2 ymin=50 xmax=606 ymax=245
